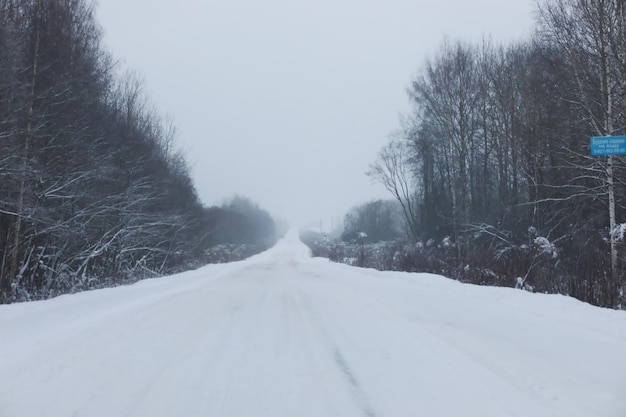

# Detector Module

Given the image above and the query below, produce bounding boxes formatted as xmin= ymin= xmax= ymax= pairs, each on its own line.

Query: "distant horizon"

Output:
xmin=97 ymin=0 xmax=535 ymax=225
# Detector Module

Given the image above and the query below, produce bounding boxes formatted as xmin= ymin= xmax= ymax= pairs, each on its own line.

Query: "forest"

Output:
xmin=4 ymin=0 xmax=626 ymax=309
xmin=307 ymin=0 xmax=626 ymax=309
xmin=0 ymin=0 xmax=278 ymax=303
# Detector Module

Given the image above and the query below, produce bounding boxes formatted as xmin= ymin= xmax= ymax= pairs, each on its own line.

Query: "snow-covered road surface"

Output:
xmin=1 ymin=232 xmax=625 ymax=417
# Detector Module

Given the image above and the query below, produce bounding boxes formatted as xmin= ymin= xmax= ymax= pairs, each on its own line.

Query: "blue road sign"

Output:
xmin=591 ymin=136 xmax=626 ymax=156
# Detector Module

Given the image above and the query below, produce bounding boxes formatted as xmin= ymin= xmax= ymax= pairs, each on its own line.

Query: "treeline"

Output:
xmin=366 ymin=0 xmax=626 ymax=308
xmin=0 ymin=0 xmax=277 ymax=303
xmin=340 ymin=199 xmax=405 ymax=243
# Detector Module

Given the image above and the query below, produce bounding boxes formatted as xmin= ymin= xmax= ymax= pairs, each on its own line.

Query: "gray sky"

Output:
xmin=97 ymin=0 xmax=535 ymax=228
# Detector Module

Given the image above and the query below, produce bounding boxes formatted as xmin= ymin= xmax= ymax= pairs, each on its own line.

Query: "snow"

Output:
xmin=534 ymin=236 xmax=558 ymax=258
xmin=1 ymin=231 xmax=625 ymax=417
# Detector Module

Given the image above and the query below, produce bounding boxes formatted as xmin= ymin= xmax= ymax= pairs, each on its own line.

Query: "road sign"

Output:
xmin=591 ymin=136 xmax=626 ymax=156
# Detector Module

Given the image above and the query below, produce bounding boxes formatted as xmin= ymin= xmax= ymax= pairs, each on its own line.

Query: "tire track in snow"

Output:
xmin=295 ymin=289 xmax=379 ymax=417
xmin=301 ymin=270 xmax=564 ymax=417
xmin=333 ymin=349 xmax=377 ymax=417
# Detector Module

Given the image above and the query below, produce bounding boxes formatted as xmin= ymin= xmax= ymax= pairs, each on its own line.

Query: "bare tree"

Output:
xmin=368 ymin=139 xmax=420 ymax=241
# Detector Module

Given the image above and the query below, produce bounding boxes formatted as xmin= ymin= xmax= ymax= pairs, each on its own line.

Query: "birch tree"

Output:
xmin=538 ymin=0 xmax=626 ymax=299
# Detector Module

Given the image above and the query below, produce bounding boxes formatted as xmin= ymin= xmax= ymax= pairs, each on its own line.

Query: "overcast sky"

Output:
xmin=96 ymin=0 xmax=535 ymax=229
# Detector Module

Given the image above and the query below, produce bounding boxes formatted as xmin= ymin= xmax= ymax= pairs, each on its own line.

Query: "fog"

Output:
xmin=97 ymin=0 xmax=534 ymax=228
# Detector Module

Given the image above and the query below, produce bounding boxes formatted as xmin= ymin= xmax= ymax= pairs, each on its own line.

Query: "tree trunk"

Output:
xmin=6 ymin=16 xmax=40 ymax=297
xmin=607 ymin=155 xmax=618 ymax=298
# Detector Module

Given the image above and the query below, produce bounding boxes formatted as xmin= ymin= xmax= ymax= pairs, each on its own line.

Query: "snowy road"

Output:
xmin=1 ymin=232 xmax=625 ymax=417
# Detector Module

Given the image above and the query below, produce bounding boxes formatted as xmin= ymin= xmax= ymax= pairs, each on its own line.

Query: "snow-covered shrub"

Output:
xmin=534 ymin=236 xmax=558 ymax=258
xmin=204 ymin=244 xmax=267 ymax=264
xmin=441 ymin=236 xmax=454 ymax=249
xmin=611 ymin=223 xmax=626 ymax=241
xmin=301 ymin=223 xmax=622 ymax=307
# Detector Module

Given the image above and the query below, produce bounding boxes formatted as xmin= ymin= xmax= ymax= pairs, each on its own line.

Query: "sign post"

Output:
xmin=590 ymin=135 xmax=622 ymax=292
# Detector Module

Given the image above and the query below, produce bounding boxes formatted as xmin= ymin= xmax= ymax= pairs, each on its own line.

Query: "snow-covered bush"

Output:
xmin=611 ymin=223 xmax=626 ymax=241
xmin=300 ymin=223 xmax=622 ymax=308
xmin=534 ymin=236 xmax=558 ymax=258
xmin=204 ymin=244 xmax=267 ymax=264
